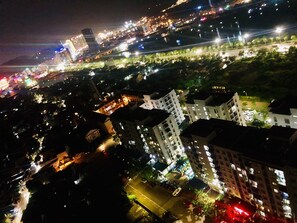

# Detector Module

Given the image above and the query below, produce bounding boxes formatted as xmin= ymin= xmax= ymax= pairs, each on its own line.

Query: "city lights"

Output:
xmin=1 ymin=0 xmax=297 ymax=223
xmin=0 ymin=77 xmax=9 ymax=90
xmin=275 ymin=26 xmax=284 ymax=35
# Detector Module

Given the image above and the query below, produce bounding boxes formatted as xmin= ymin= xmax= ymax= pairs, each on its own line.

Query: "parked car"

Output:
xmin=172 ymin=187 xmax=182 ymax=196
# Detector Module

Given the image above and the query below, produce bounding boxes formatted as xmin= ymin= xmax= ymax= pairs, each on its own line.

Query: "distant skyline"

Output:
xmin=0 ymin=0 xmax=164 ymax=65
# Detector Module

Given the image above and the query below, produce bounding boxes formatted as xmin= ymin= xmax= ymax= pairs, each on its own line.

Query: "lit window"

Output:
xmin=231 ymin=164 xmax=236 ymax=170
xmin=274 ymin=169 xmax=286 ymax=186
xmin=119 ymin=122 xmax=124 ymax=130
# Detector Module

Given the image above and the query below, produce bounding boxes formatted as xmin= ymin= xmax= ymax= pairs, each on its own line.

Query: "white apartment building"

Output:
xmin=140 ymin=89 xmax=185 ymax=127
xmin=180 ymin=118 xmax=297 ymax=220
xmin=268 ymin=95 xmax=297 ymax=129
xmin=185 ymin=91 xmax=246 ymax=126
xmin=111 ymin=106 xmax=183 ymax=165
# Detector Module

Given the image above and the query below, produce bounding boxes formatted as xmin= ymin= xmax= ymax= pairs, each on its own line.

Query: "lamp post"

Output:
xmin=275 ymin=26 xmax=283 ymax=42
xmin=275 ymin=26 xmax=283 ymax=35
xmin=214 ymin=38 xmax=221 ymax=48
xmin=243 ymin=33 xmax=249 ymax=44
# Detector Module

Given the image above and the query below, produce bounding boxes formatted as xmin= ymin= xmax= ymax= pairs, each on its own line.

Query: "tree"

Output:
xmin=291 ymin=34 xmax=297 ymax=42
xmin=261 ymin=37 xmax=268 ymax=45
xmin=192 ymin=190 xmax=215 ymax=216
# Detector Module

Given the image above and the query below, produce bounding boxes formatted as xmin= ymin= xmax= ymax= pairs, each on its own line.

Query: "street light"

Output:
xmin=214 ymin=38 xmax=221 ymax=44
xmin=275 ymin=26 xmax=283 ymax=42
xmin=275 ymin=26 xmax=283 ymax=35
xmin=214 ymin=38 xmax=221 ymax=48
xmin=240 ymin=33 xmax=250 ymax=44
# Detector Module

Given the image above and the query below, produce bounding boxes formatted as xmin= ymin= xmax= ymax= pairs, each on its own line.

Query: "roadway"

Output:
xmin=63 ymin=41 xmax=296 ymax=74
xmin=125 ymin=173 xmax=205 ymax=223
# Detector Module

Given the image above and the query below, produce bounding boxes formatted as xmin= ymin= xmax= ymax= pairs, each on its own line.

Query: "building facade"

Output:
xmin=63 ymin=39 xmax=78 ymax=61
xmin=185 ymin=91 xmax=246 ymax=126
xmin=81 ymin=28 xmax=100 ymax=53
xmin=70 ymin=34 xmax=88 ymax=53
xmin=140 ymin=89 xmax=185 ymax=127
xmin=111 ymin=107 xmax=183 ymax=164
xmin=180 ymin=118 xmax=297 ymax=220
xmin=268 ymin=95 xmax=297 ymax=129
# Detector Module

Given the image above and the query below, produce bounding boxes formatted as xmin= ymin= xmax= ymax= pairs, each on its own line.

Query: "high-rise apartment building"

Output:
xmin=63 ymin=39 xmax=77 ymax=61
xmin=111 ymin=106 xmax=183 ymax=164
xmin=81 ymin=28 xmax=100 ymax=53
xmin=52 ymin=47 xmax=72 ymax=65
xmin=140 ymin=89 xmax=185 ymax=127
xmin=268 ymin=95 xmax=297 ymax=129
xmin=185 ymin=91 xmax=246 ymax=126
xmin=70 ymin=34 xmax=88 ymax=53
xmin=180 ymin=118 xmax=297 ymax=220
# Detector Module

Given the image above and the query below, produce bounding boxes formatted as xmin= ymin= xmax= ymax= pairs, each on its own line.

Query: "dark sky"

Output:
xmin=0 ymin=0 xmax=162 ymax=65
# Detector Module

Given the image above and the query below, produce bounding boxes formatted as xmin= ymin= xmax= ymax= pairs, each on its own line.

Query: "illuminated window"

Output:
xmin=274 ymin=169 xmax=286 ymax=186
xmin=249 ymin=168 xmax=254 ymax=175
xmin=249 ymin=180 xmax=258 ymax=188
xmin=128 ymin=140 xmax=135 ymax=145
xmin=231 ymin=164 xmax=236 ymax=170
xmin=204 ymin=145 xmax=209 ymax=151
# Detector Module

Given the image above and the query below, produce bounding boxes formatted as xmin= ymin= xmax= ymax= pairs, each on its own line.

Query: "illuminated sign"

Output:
xmin=234 ymin=206 xmax=250 ymax=217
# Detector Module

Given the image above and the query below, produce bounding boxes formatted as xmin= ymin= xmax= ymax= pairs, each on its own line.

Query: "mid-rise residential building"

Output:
xmin=268 ymin=95 xmax=297 ymax=129
xmin=180 ymin=118 xmax=297 ymax=220
xmin=140 ymin=89 xmax=185 ymax=126
xmin=111 ymin=106 xmax=183 ymax=164
xmin=185 ymin=91 xmax=246 ymax=126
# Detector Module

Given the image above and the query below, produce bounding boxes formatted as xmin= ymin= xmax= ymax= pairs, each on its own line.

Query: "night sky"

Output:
xmin=0 ymin=0 xmax=162 ymax=65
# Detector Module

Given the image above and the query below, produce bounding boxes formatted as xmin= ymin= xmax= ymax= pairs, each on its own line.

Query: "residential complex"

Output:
xmin=111 ymin=106 xmax=183 ymax=165
xmin=140 ymin=89 xmax=185 ymax=126
xmin=180 ymin=118 xmax=297 ymax=220
xmin=185 ymin=90 xmax=246 ymax=126
xmin=268 ymin=95 xmax=297 ymax=129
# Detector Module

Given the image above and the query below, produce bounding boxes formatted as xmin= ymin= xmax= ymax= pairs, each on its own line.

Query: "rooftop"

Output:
xmin=182 ymin=118 xmax=297 ymax=167
xmin=111 ymin=106 xmax=170 ymax=127
xmin=186 ymin=90 xmax=235 ymax=105
xmin=145 ymin=89 xmax=173 ymax=100
xmin=268 ymin=95 xmax=297 ymax=115
xmin=180 ymin=118 xmax=236 ymax=138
